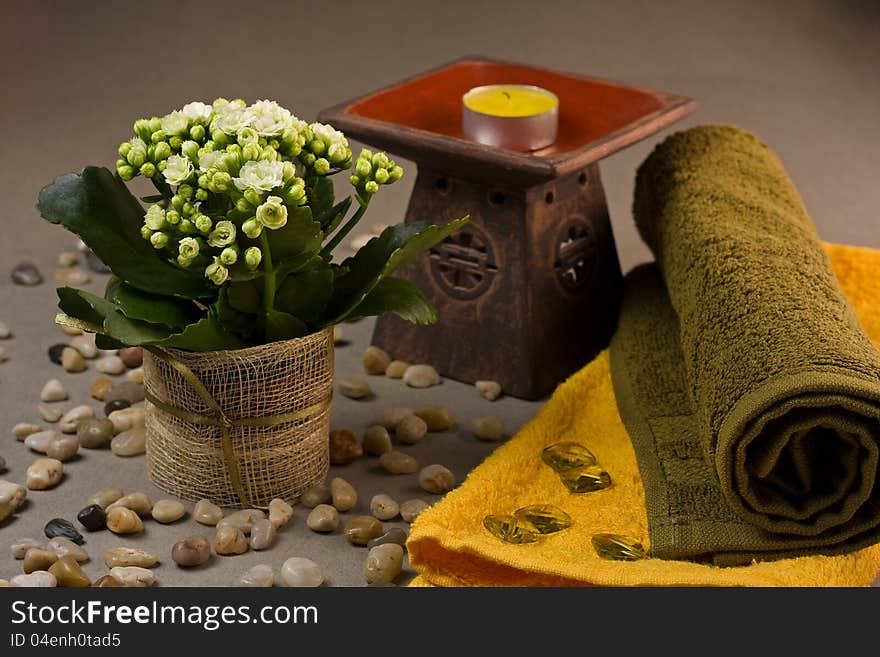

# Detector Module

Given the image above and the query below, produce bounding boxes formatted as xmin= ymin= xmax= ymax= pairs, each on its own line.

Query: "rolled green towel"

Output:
xmin=610 ymin=125 xmax=880 ymax=565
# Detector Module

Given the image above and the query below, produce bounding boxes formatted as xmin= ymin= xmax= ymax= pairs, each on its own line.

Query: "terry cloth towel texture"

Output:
xmin=406 ymin=243 xmax=880 ymax=586
xmin=610 ymin=126 xmax=880 ymax=566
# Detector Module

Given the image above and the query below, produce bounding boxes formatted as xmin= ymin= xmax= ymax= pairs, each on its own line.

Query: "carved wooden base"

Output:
xmin=372 ymin=162 xmax=623 ymax=400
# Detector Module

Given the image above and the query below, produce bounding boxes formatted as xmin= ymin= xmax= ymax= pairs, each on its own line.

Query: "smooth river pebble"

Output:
xmin=105 ymin=507 xmax=143 ymax=534
xmin=268 ymin=498 xmax=293 ymax=529
xmin=370 ymin=494 xmax=400 ymax=520
xmin=236 ymin=564 xmax=274 ymax=587
xmin=337 ymin=376 xmax=372 ymax=399
xmin=362 ymin=346 xmax=391 ymax=375
xmin=249 ymin=518 xmax=276 ymax=550
xmin=194 ymin=499 xmax=224 ymax=525
xmin=280 ymin=557 xmax=324 ymax=587
xmin=40 ymin=379 xmax=68 ymax=402
xmin=59 ymin=405 xmax=94 ymax=433
xmin=76 ymin=504 xmax=107 ymax=531
xmin=110 ymin=426 xmax=146 ymax=456
xmin=171 ymin=536 xmax=212 ymax=567
xmin=344 ymin=516 xmax=383 ymax=546
xmin=364 ymin=543 xmax=404 ymax=585
xmin=96 ymin=355 xmax=126 ymax=375
xmin=330 ymin=477 xmax=357 ymax=512
xmin=415 ymin=406 xmax=456 ymax=431
xmin=402 ymin=364 xmax=440 ymax=388
xmin=367 ymin=527 xmax=408 ymax=550
xmin=306 ymin=504 xmax=339 ymax=532
xmin=473 ymin=416 xmax=506 ymax=441
xmin=396 ymin=415 xmax=428 ymax=444
xmin=103 ymin=547 xmax=158 ymax=568
xmin=11 ymin=571 xmax=57 ymax=587
xmin=300 ymin=484 xmax=331 ymax=508
xmin=48 ymin=537 xmax=89 ymax=562
xmin=362 ymin=425 xmax=392 ymax=455
xmin=61 ymin=347 xmax=86 ymax=373
xmin=110 ymin=566 xmax=155 ymax=587
xmin=77 ymin=418 xmax=115 ymax=448
xmin=0 ymin=480 xmax=27 ymax=521
xmin=215 ymin=525 xmax=248 ymax=555
xmin=329 ymin=429 xmax=362 ymax=465
xmin=44 ymin=518 xmax=82 ymax=543
xmin=419 ymin=464 xmax=456 ymax=494
xmin=27 ymin=458 xmax=64 ymax=490
xmin=152 ymin=499 xmax=186 ymax=524
xmin=107 ymin=492 xmax=152 ymax=516
xmin=379 ymin=451 xmax=419 ymax=475
xmin=400 ymin=499 xmax=429 ymax=523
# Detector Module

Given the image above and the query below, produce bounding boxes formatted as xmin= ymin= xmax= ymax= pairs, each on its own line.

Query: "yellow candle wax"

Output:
xmin=463 ymin=85 xmax=558 ymax=117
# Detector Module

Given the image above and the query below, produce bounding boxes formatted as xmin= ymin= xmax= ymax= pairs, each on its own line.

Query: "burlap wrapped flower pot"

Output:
xmin=142 ymin=327 xmax=334 ymax=507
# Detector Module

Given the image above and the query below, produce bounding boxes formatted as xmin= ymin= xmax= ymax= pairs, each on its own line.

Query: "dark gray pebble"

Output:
xmin=48 ymin=344 xmax=68 ymax=365
xmin=44 ymin=518 xmax=83 ymax=543
xmin=77 ymin=504 xmax=107 ymax=531
xmin=366 ymin=527 xmax=408 ymax=549
xmin=11 ymin=262 xmax=43 ymax=285
xmin=104 ymin=399 xmax=131 ymax=416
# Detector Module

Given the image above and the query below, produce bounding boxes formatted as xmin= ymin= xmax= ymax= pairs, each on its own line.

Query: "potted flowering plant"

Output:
xmin=37 ymin=98 xmax=467 ymax=506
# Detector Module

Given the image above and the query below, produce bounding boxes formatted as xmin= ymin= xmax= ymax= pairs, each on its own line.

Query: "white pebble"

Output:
xmin=370 ymin=494 xmax=400 ymax=520
xmin=475 ymin=380 xmax=503 ymax=401
xmin=11 ymin=571 xmax=57 ymax=587
xmin=108 ymin=407 xmax=145 ymax=434
xmin=337 ymin=376 xmax=372 ymax=399
xmin=59 ymin=405 xmax=94 ymax=433
xmin=11 ymin=538 xmax=43 ymax=559
xmin=96 ymin=355 xmax=125 ymax=375
xmin=70 ymin=335 xmax=98 ymax=359
xmin=236 ymin=564 xmax=274 ymax=587
xmin=25 ymin=430 xmax=59 ymax=453
xmin=13 ymin=423 xmax=41 ymax=441
xmin=48 ymin=537 xmax=89 ymax=562
xmin=38 ymin=404 xmax=62 ymax=423
xmin=110 ymin=566 xmax=155 ymax=587
xmin=26 ymin=458 xmax=64 ymax=490
xmin=40 ymin=379 xmax=68 ymax=402
xmin=402 ymin=364 xmax=441 ymax=388
xmin=280 ymin=557 xmax=324 ymax=587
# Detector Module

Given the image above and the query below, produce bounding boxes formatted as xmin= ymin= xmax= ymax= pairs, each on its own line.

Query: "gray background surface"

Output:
xmin=0 ymin=0 xmax=878 ymax=586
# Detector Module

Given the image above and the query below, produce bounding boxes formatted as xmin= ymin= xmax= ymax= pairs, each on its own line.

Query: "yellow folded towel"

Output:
xmin=407 ymin=243 xmax=880 ymax=587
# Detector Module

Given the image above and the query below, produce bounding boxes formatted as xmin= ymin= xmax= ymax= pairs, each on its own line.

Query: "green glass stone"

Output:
xmin=559 ymin=465 xmax=612 ymax=493
xmin=513 ymin=504 xmax=572 ymax=534
xmin=541 ymin=441 xmax=597 ymax=472
xmin=591 ymin=533 xmax=645 ymax=561
xmin=483 ymin=514 xmax=540 ymax=544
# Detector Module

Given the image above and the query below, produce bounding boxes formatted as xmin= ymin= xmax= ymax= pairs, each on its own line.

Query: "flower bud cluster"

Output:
xmin=118 ymin=98 xmax=401 ymax=286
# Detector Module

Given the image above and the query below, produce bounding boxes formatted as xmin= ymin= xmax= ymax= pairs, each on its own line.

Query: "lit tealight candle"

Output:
xmin=462 ymin=84 xmax=559 ymax=151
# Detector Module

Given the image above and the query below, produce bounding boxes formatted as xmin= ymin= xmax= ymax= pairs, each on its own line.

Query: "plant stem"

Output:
xmin=259 ymin=231 xmax=275 ymax=315
xmin=321 ymin=200 xmax=369 ymax=257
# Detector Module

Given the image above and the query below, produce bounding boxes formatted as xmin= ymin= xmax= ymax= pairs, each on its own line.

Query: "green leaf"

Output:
xmin=324 ymin=217 xmax=469 ymax=324
xmin=110 ymin=280 xmax=204 ymax=329
xmin=58 ymin=287 xmax=174 ymax=345
xmin=307 ymin=176 xmax=334 ymax=217
xmin=214 ymin=288 xmax=260 ymax=343
xmin=274 ymin=268 xmax=334 ymax=324
xmin=316 ymin=196 xmax=352 ymax=233
xmin=95 ymin=334 xmax=125 ymax=350
xmin=151 ymin=313 xmax=248 ymax=351
xmin=226 ymin=280 xmax=261 ymax=314
xmin=265 ymin=309 xmax=308 ymax=342
xmin=37 ymin=167 xmax=213 ymax=299
xmin=347 ymin=276 xmax=437 ymax=324
xmin=266 ymin=206 xmax=323 ymax=260
xmin=140 ymin=194 xmax=165 ymax=203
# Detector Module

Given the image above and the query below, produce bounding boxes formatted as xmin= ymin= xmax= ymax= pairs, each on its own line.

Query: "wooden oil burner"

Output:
xmin=319 ymin=57 xmax=694 ymax=399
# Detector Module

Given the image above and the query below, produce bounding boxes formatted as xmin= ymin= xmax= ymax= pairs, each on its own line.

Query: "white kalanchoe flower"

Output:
xmin=163 ymin=154 xmax=194 ymax=185
xmin=178 ymin=237 xmax=200 ymax=261
xmin=205 ymin=258 xmax=229 ymax=286
xmin=234 ymin=160 xmax=284 ymax=192
xmin=211 ymin=98 xmax=248 ymax=135
xmin=161 ymin=111 xmax=189 ymax=136
xmin=208 ymin=220 xmax=236 ymax=248
xmin=244 ymin=246 xmax=262 ymax=270
xmin=181 ymin=101 xmax=213 ymax=124
xmin=256 ymin=196 xmax=288 ymax=230
xmin=197 ymin=148 xmax=223 ymax=172
xmin=144 ymin=205 xmax=167 ymax=231
xmin=246 ymin=100 xmax=293 ymax=137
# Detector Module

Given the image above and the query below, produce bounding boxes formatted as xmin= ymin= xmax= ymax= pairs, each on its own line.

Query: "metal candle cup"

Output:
xmin=462 ymin=84 xmax=559 ymax=151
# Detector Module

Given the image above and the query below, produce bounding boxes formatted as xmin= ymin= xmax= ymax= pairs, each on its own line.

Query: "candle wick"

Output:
xmin=502 ymin=91 xmax=511 ymax=101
